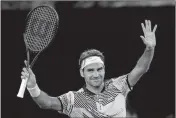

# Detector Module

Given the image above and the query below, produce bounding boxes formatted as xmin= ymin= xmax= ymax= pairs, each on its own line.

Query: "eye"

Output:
xmin=97 ymin=67 xmax=103 ymax=71
xmin=87 ymin=69 xmax=94 ymax=72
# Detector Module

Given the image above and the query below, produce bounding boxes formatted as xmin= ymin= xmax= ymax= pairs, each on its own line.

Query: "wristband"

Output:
xmin=27 ymin=84 xmax=41 ymax=97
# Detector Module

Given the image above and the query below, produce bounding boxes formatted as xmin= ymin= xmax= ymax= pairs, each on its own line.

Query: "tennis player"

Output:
xmin=21 ymin=20 xmax=157 ymax=117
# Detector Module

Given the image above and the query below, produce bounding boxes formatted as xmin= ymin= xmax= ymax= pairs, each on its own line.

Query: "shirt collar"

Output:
xmin=82 ymin=84 xmax=106 ymax=96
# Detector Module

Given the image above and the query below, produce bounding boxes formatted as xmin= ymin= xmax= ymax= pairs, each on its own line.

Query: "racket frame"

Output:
xmin=17 ymin=5 xmax=59 ymax=98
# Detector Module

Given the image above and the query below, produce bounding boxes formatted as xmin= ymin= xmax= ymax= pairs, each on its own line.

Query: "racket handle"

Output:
xmin=17 ymin=78 xmax=28 ymax=98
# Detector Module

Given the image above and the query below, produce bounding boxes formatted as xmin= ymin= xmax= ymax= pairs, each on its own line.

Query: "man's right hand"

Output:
xmin=21 ymin=60 xmax=62 ymax=111
xmin=21 ymin=60 xmax=37 ymax=88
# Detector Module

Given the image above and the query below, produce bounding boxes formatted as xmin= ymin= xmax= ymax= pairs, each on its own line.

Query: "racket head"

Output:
xmin=24 ymin=5 xmax=59 ymax=53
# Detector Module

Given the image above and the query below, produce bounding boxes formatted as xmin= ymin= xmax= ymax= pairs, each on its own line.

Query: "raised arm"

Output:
xmin=21 ymin=60 xmax=62 ymax=111
xmin=128 ymin=20 xmax=157 ymax=86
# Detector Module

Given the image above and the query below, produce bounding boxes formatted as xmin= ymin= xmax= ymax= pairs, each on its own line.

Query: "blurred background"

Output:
xmin=1 ymin=1 xmax=175 ymax=118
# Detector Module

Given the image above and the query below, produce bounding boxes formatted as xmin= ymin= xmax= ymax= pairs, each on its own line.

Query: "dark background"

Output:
xmin=2 ymin=2 xmax=175 ymax=118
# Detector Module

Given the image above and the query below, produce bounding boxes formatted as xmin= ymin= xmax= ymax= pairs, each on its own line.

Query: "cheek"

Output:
xmin=84 ymin=73 xmax=92 ymax=79
xmin=100 ymin=71 xmax=105 ymax=76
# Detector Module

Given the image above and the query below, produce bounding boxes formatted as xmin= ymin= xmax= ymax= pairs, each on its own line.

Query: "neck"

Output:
xmin=86 ymin=83 xmax=104 ymax=94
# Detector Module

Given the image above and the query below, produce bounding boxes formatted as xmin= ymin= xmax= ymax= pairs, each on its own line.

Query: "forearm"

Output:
xmin=136 ymin=46 xmax=155 ymax=72
xmin=128 ymin=20 xmax=157 ymax=86
xmin=27 ymin=84 xmax=62 ymax=111
xmin=22 ymin=66 xmax=61 ymax=110
xmin=27 ymin=84 xmax=54 ymax=109
xmin=128 ymin=46 xmax=155 ymax=86
xmin=32 ymin=90 xmax=52 ymax=109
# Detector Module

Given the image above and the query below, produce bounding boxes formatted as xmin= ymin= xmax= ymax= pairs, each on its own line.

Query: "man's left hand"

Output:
xmin=140 ymin=20 xmax=157 ymax=49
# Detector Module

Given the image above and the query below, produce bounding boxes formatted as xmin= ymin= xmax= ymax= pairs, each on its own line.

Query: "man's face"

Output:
xmin=82 ymin=63 xmax=105 ymax=87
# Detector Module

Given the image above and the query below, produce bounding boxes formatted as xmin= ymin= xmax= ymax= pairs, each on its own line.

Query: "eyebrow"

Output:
xmin=87 ymin=68 xmax=94 ymax=71
xmin=87 ymin=67 xmax=103 ymax=71
xmin=97 ymin=67 xmax=103 ymax=71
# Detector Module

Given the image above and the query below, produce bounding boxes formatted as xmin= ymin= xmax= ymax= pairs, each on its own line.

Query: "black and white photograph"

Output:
xmin=1 ymin=1 xmax=175 ymax=118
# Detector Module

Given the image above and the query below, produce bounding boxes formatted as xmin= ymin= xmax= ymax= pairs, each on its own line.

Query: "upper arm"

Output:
xmin=49 ymin=97 xmax=63 ymax=111
xmin=36 ymin=91 xmax=74 ymax=115
xmin=33 ymin=91 xmax=62 ymax=111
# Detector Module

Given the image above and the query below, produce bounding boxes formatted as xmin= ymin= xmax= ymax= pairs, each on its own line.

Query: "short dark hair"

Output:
xmin=79 ymin=49 xmax=105 ymax=68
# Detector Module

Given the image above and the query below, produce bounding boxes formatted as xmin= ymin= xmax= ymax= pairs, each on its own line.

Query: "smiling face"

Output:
xmin=81 ymin=63 xmax=105 ymax=88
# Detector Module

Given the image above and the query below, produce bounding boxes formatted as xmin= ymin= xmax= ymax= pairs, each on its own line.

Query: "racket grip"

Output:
xmin=17 ymin=78 xmax=28 ymax=98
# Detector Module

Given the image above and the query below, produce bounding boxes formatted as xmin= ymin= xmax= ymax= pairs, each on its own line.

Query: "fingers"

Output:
xmin=21 ymin=70 xmax=29 ymax=76
xmin=24 ymin=60 xmax=32 ymax=71
xmin=24 ymin=60 xmax=27 ymax=67
xmin=144 ymin=20 xmax=151 ymax=31
xmin=21 ymin=67 xmax=35 ymax=81
xmin=22 ymin=67 xmax=28 ymax=73
xmin=145 ymin=20 xmax=149 ymax=31
xmin=24 ymin=60 xmax=34 ymax=75
xmin=21 ymin=60 xmax=34 ymax=81
xmin=28 ymin=68 xmax=33 ymax=75
xmin=153 ymin=24 xmax=157 ymax=33
xmin=148 ymin=20 xmax=151 ymax=31
xmin=21 ymin=75 xmax=27 ymax=80
xmin=140 ymin=35 xmax=145 ymax=42
xmin=141 ymin=23 xmax=146 ymax=34
xmin=141 ymin=20 xmax=157 ymax=33
xmin=141 ymin=20 xmax=150 ymax=33
xmin=24 ymin=60 xmax=30 ymax=68
xmin=21 ymin=69 xmax=29 ymax=80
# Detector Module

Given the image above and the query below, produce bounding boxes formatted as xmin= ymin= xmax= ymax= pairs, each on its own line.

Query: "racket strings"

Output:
xmin=25 ymin=6 xmax=58 ymax=52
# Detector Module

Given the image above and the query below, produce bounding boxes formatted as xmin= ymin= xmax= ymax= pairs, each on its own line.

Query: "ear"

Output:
xmin=80 ymin=69 xmax=84 ymax=77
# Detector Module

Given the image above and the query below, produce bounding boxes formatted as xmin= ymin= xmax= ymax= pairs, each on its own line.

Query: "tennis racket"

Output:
xmin=17 ymin=5 xmax=59 ymax=98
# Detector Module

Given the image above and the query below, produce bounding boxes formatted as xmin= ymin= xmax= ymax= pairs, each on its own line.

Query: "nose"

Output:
xmin=93 ymin=71 xmax=99 ymax=78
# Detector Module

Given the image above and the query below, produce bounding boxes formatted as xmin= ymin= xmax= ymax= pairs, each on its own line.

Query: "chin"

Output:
xmin=92 ymin=82 xmax=102 ymax=87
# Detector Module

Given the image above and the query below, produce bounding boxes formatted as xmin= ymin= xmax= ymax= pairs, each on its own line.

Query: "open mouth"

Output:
xmin=91 ymin=78 xmax=100 ymax=80
xmin=92 ymin=79 xmax=100 ymax=82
